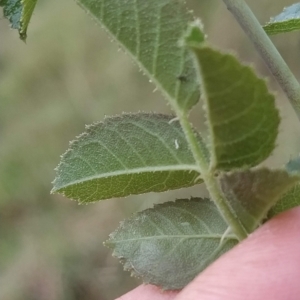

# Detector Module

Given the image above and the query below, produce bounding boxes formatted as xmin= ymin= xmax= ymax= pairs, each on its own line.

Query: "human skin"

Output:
xmin=117 ymin=207 xmax=300 ymax=300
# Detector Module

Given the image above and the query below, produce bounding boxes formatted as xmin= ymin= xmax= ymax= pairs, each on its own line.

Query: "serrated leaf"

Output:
xmin=52 ymin=113 xmax=207 ymax=203
xmin=219 ymin=168 xmax=300 ymax=233
xmin=105 ymin=198 xmax=238 ymax=290
xmin=184 ymin=24 xmax=279 ymax=170
xmin=264 ymin=3 xmax=300 ymax=35
xmin=75 ymin=0 xmax=200 ymax=111
xmin=268 ymin=156 xmax=300 ymax=217
xmin=0 ymin=0 xmax=38 ymax=40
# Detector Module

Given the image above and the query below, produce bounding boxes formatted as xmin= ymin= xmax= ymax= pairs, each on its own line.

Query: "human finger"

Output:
xmin=176 ymin=207 xmax=300 ymax=300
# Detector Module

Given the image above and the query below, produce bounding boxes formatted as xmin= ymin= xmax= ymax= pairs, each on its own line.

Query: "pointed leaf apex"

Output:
xmin=1 ymin=0 xmax=39 ymax=40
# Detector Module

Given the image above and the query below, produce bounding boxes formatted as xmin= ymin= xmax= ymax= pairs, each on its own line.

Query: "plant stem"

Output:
xmin=222 ymin=0 xmax=300 ymax=120
xmin=178 ymin=112 xmax=248 ymax=241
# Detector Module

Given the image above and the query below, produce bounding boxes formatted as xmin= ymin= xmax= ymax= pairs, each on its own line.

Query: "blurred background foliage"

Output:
xmin=1 ymin=0 xmax=300 ymax=299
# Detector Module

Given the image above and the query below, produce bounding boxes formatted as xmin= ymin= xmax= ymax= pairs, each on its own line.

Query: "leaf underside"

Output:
xmin=52 ymin=113 xmax=207 ymax=203
xmin=268 ymin=156 xmax=300 ymax=217
xmin=75 ymin=0 xmax=200 ymax=111
xmin=268 ymin=184 xmax=300 ymax=217
xmin=190 ymin=46 xmax=279 ymax=170
xmin=0 ymin=0 xmax=38 ymax=40
xmin=105 ymin=198 xmax=238 ymax=290
xmin=264 ymin=3 xmax=300 ymax=35
xmin=219 ymin=168 xmax=300 ymax=233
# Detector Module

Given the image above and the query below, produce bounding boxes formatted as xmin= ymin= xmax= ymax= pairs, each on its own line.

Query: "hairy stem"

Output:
xmin=222 ymin=0 xmax=300 ymax=120
xmin=178 ymin=112 xmax=248 ymax=241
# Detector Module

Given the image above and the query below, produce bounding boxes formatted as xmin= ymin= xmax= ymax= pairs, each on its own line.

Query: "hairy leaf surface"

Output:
xmin=0 ymin=0 xmax=38 ymax=40
xmin=264 ymin=3 xmax=300 ymax=35
xmin=75 ymin=0 xmax=200 ymax=111
xmin=105 ymin=198 xmax=238 ymax=290
xmin=184 ymin=24 xmax=279 ymax=170
xmin=52 ymin=113 xmax=206 ymax=203
xmin=268 ymin=157 xmax=300 ymax=217
xmin=268 ymin=184 xmax=300 ymax=217
xmin=219 ymin=168 xmax=300 ymax=233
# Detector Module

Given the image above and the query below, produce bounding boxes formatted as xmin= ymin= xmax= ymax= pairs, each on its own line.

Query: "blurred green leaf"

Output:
xmin=0 ymin=0 xmax=38 ymax=40
xmin=76 ymin=0 xmax=200 ymax=111
xmin=184 ymin=25 xmax=279 ymax=170
xmin=219 ymin=168 xmax=300 ymax=233
xmin=268 ymin=184 xmax=300 ymax=217
xmin=105 ymin=198 xmax=238 ymax=290
xmin=182 ymin=20 xmax=206 ymax=47
xmin=268 ymin=156 xmax=300 ymax=217
xmin=264 ymin=3 xmax=300 ymax=35
xmin=52 ymin=113 xmax=206 ymax=203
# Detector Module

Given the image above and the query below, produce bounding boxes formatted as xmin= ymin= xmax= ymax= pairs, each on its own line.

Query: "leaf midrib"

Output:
xmin=53 ymin=164 xmax=201 ymax=191
xmin=109 ymin=234 xmax=238 ymax=243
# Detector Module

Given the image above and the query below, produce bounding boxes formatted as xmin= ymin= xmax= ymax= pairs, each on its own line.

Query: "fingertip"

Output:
xmin=176 ymin=207 xmax=300 ymax=300
xmin=116 ymin=208 xmax=300 ymax=300
xmin=116 ymin=284 xmax=177 ymax=300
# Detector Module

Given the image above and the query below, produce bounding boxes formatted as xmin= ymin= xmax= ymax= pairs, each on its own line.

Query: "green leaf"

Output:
xmin=105 ymin=198 xmax=238 ymax=290
xmin=268 ymin=156 xmax=300 ymax=217
xmin=184 ymin=24 xmax=279 ymax=170
xmin=52 ymin=113 xmax=207 ymax=203
xmin=0 ymin=0 xmax=39 ymax=40
xmin=182 ymin=19 xmax=206 ymax=47
xmin=75 ymin=0 xmax=201 ymax=111
xmin=268 ymin=184 xmax=300 ymax=218
xmin=264 ymin=3 xmax=300 ymax=35
xmin=219 ymin=168 xmax=300 ymax=233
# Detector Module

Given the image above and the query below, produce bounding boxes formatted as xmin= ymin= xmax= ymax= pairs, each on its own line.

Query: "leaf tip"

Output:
xmin=50 ymin=187 xmax=56 ymax=195
xmin=19 ymin=29 xmax=27 ymax=42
